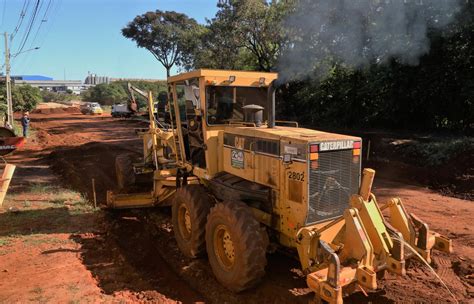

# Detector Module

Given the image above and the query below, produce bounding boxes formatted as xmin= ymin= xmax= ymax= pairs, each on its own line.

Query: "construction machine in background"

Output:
xmin=107 ymin=70 xmax=452 ymax=303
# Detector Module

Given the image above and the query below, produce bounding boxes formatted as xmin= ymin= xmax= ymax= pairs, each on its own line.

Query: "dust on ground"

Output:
xmin=0 ymin=110 xmax=472 ymax=303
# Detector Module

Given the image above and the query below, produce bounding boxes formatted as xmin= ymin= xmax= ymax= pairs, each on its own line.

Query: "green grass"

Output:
xmin=1 ymin=188 xmax=98 ymax=237
xmin=0 ymin=237 xmax=11 ymax=246
xmin=22 ymin=235 xmax=72 ymax=246
xmin=49 ymin=190 xmax=85 ymax=205
xmin=399 ymin=137 xmax=473 ymax=166
xmin=29 ymin=183 xmax=55 ymax=194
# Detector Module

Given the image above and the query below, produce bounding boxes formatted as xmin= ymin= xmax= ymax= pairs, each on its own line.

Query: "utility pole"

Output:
xmin=3 ymin=32 xmax=13 ymax=130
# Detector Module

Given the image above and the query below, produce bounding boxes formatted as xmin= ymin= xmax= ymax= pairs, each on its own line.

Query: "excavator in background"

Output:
xmin=107 ymin=69 xmax=452 ymax=303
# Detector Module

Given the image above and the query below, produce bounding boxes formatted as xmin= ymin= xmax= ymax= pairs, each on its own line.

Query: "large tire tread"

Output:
xmin=172 ymin=185 xmax=212 ymax=258
xmin=206 ymin=201 xmax=268 ymax=292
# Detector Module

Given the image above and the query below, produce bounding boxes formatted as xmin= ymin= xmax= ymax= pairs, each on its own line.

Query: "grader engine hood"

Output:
xmin=222 ymin=125 xmax=362 ymax=226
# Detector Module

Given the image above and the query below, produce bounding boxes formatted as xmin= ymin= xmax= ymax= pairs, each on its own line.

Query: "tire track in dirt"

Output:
xmin=432 ymin=255 xmax=467 ymax=299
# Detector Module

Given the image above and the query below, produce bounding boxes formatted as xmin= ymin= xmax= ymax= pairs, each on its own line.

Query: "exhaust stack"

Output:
xmin=267 ymin=80 xmax=276 ymax=128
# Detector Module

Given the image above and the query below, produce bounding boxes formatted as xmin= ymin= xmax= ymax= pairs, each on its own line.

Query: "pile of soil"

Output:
xmin=48 ymin=141 xmax=141 ymax=203
xmin=32 ymin=107 xmax=80 ymax=114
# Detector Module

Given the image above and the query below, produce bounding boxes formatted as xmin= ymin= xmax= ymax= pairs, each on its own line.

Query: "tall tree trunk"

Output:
xmin=166 ymin=67 xmax=171 ymax=79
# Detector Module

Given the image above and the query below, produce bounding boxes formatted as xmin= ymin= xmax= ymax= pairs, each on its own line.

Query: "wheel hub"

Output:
xmin=214 ymin=225 xmax=235 ymax=269
xmin=178 ymin=204 xmax=192 ymax=239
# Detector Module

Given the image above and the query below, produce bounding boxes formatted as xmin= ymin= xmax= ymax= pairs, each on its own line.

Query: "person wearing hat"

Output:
xmin=21 ymin=111 xmax=30 ymax=138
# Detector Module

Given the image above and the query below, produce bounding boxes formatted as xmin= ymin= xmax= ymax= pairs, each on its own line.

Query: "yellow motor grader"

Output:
xmin=107 ymin=69 xmax=452 ymax=303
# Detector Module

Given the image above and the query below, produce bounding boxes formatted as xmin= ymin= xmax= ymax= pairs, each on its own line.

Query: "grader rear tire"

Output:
xmin=115 ymin=154 xmax=135 ymax=190
xmin=172 ymin=185 xmax=212 ymax=258
xmin=205 ymin=201 xmax=268 ymax=292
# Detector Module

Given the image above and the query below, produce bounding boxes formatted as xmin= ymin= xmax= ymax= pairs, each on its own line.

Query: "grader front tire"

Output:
xmin=172 ymin=185 xmax=212 ymax=258
xmin=205 ymin=201 xmax=268 ymax=292
xmin=115 ymin=154 xmax=135 ymax=190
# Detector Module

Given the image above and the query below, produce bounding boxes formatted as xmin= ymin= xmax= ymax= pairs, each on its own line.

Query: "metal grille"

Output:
xmin=306 ymin=148 xmax=360 ymax=224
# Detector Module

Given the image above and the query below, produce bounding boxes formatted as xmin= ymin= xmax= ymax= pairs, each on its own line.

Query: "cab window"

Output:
xmin=206 ymin=86 xmax=267 ymax=125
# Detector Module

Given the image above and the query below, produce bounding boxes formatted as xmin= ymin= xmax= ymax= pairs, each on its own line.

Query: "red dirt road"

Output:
xmin=0 ymin=111 xmax=472 ymax=303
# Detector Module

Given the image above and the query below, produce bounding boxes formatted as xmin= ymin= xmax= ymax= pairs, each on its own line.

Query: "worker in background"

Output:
xmin=21 ymin=111 xmax=30 ymax=138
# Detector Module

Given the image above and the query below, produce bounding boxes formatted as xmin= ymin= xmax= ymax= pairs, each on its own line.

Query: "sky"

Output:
xmin=1 ymin=0 xmax=218 ymax=81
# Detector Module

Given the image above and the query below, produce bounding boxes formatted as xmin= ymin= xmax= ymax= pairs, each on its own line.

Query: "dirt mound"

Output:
xmin=63 ymin=106 xmax=81 ymax=113
xmin=48 ymin=141 xmax=141 ymax=203
xmin=32 ymin=107 xmax=80 ymax=114
xmin=367 ymin=147 xmax=474 ymax=200
xmin=432 ymin=148 xmax=474 ymax=199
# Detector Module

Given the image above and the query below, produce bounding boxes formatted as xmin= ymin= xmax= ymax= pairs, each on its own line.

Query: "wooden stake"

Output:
xmin=92 ymin=178 xmax=97 ymax=209
xmin=0 ymin=164 xmax=16 ymax=206
xmin=367 ymin=140 xmax=371 ymax=161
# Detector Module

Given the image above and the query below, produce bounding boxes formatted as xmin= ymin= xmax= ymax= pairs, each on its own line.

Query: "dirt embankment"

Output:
xmin=49 ymin=142 xmax=141 ymax=202
xmin=354 ymin=132 xmax=473 ymax=201
xmin=31 ymin=107 xmax=81 ymax=114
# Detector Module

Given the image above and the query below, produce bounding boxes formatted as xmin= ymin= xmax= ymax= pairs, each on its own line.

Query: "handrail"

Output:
xmin=275 ymin=120 xmax=299 ymax=128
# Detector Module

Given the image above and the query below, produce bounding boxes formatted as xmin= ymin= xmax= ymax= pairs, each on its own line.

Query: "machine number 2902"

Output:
xmin=287 ymin=171 xmax=304 ymax=182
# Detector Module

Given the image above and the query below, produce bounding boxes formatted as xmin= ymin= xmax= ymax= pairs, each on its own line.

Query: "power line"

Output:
xmin=11 ymin=0 xmax=30 ymax=41
xmin=13 ymin=0 xmax=61 ymax=74
xmin=29 ymin=0 xmax=52 ymax=47
xmin=14 ymin=0 xmax=41 ymax=56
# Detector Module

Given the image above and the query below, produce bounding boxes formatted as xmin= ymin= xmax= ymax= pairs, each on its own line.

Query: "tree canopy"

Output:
xmin=122 ymin=10 xmax=201 ymax=78
xmin=83 ymin=80 xmax=167 ymax=109
xmin=0 ymin=84 xmax=42 ymax=113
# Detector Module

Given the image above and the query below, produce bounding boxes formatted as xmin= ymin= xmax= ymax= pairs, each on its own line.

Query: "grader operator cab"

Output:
xmin=107 ymin=70 xmax=452 ymax=303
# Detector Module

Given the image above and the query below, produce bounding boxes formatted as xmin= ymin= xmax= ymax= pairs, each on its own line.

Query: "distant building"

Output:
xmin=12 ymin=75 xmax=84 ymax=95
xmin=84 ymin=72 xmax=164 ymax=84
xmin=12 ymin=75 xmax=53 ymax=81
xmin=84 ymin=73 xmax=110 ymax=85
xmin=110 ymin=77 xmax=165 ymax=83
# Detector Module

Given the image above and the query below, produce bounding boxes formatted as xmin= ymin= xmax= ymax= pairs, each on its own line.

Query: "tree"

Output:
xmin=16 ymin=85 xmax=42 ymax=111
xmin=122 ymin=10 xmax=201 ymax=78
xmin=0 ymin=85 xmax=41 ymax=112
xmin=83 ymin=81 xmax=167 ymax=109
xmin=85 ymin=83 xmax=127 ymax=105
xmin=195 ymin=0 xmax=294 ymax=71
xmin=229 ymin=0 xmax=293 ymax=71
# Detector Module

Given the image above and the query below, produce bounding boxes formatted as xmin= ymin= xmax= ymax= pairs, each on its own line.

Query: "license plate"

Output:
xmin=319 ymin=140 xmax=353 ymax=151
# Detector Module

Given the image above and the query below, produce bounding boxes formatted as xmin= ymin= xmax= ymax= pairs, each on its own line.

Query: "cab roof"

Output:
xmin=167 ymin=69 xmax=278 ymax=85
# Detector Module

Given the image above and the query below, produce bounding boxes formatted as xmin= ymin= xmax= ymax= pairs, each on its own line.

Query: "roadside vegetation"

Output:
xmin=41 ymin=91 xmax=81 ymax=104
xmin=0 ymin=84 xmax=42 ymax=113
xmin=82 ymin=80 xmax=167 ymax=109
xmin=0 ymin=186 xmax=96 ymax=257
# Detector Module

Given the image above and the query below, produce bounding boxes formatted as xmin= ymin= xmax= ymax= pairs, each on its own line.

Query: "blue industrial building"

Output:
xmin=12 ymin=75 xmax=54 ymax=81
